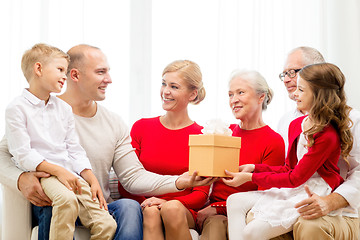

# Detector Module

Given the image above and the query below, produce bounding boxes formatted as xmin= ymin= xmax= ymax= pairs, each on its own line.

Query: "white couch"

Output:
xmin=3 ymin=183 xmax=357 ymax=240
xmin=0 ymin=184 xmax=200 ymax=240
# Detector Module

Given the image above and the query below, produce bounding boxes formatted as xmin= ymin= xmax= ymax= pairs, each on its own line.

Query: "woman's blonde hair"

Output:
xmin=299 ymin=63 xmax=353 ymax=161
xmin=162 ymin=60 xmax=205 ymax=105
xmin=229 ymin=70 xmax=273 ymax=110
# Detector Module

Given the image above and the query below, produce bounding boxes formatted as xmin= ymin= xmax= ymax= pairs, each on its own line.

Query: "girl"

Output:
xmin=223 ymin=63 xmax=353 ymax=240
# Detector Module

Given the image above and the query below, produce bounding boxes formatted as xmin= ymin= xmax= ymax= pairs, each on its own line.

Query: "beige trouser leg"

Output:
xmin=76 ymin=178 xmax=117 ymax=240
xmin=41 ymin=177 xmax=116 ymax=240
xmin=247 ymin=212 xmax=294 ymax=240
xmin=41 ymin=176 xmax=79 ymax=240
xmin=293 ymin=215 xmax=359 ymax=240
xmin=201 ymin=215 xmax=228 ymax=240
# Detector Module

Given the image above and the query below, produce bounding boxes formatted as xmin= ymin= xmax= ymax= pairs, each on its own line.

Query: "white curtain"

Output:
xmin=1 ymin=0 xmax=360 ymax=135
xmin=0 ymin=0 xmax=131 ymax=136
xmin=146 ymin=0 xmax=360 ymax=128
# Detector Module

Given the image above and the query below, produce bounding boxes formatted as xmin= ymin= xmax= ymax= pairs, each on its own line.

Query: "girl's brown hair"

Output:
xmin=299 ymin=63 xmax=353 ymax=161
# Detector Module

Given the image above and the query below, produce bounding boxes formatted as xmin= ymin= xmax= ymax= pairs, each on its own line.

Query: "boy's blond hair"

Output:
xmin=21 ymin=43 xmax=70 ymax=81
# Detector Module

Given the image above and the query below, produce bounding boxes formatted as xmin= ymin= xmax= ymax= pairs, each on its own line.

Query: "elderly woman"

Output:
xmin=196 ymin=70 xmax=285 ymax=240
xmin=118 ymin=60 xmax=211 ymax=240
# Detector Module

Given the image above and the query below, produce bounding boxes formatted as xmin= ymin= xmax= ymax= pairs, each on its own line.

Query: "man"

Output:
xmin=0 ymin=44 xmax=212 ymax=240
xmin=277 ymin=46 xmax=360 ymax=239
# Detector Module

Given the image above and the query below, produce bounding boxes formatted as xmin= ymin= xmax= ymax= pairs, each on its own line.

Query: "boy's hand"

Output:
xmin=56 ymin=169 xmax=82 ymax=194
xmin=221 ymin=170 xmax=252 ymax=187
xmin=90 ymin=181 xmax=108 ymax=210
xmin=81 ymin=169 xmax=108 ymax=210
xmin=36 ymin=160 xmax=82 ymax=194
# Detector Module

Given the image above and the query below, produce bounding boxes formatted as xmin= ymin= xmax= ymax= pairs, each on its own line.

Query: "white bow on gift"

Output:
xmin=201 ymin=119 xmax=232 ymax=136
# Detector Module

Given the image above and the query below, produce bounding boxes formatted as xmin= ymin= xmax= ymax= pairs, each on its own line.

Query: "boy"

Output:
xmin=5 ymin=43 xmax=116 ymax=239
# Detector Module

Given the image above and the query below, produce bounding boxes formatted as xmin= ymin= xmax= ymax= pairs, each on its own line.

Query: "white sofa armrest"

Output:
xmin=1 ymin=184 xmax=32 ymax=240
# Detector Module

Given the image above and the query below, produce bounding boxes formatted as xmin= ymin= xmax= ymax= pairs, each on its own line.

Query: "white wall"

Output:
xmin=326 ymin=0 xmax=360 ymax=110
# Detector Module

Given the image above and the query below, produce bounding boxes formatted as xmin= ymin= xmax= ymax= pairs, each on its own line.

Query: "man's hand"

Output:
xmin=295 ymin=185 xmax=348 ymax=220
xmin=175 ymin=171 xmax=217 ymax=190
xmin=18 ymin=171 xmax=52 ymax=206
xmin=196 ymin=205 xmax=217 ymax=231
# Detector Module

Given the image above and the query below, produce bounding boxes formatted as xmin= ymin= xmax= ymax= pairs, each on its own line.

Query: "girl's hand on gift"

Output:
xmin=239 ymin=164 xmax=255 ymax=173
xmin=141 ymin=197 xmax=167 ymax=210
xmin=222 ymin=170 xmax=252 ymax=187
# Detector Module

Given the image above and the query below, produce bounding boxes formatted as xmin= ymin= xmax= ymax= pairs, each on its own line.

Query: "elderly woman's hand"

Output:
xmin=222 ymin=170 xmax=252 ymax=187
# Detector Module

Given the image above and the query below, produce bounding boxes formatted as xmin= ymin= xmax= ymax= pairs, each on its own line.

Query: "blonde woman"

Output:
xmin=119 ymin=60 xmax=210 ymax=240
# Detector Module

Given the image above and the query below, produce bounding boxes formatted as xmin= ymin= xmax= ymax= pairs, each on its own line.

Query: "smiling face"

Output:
xmin=77 ymin=48 xmax=112 ymax=101
xmin=228 ymin=77 xmax=264 ymax=122
xmin=28 ymin=57 xmax=68 ymax=102
xmin=283 ymin=50 xmax=306 ymax=101
xmin=40 ymin=57 xmax=68 ymax=93
xmin=293 ymin=76 xmax=314 ymax=113
xmin=160 ymin=72 xmax=197 ymax=112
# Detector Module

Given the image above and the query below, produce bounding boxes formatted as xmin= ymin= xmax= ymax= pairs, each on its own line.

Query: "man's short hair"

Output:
xmin=66 ymin=44 xmax=100 ymax=74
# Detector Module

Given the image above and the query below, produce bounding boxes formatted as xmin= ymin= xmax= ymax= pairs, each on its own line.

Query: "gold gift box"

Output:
xmin=188 ymin=134 xmax=241 ymax=177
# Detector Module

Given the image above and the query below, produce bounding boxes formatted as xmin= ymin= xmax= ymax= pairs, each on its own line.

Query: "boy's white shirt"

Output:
xmin=5 ymin=89 xmax=92 ymax=175
xmin=0 ymin=99 xmax=179 ymax=203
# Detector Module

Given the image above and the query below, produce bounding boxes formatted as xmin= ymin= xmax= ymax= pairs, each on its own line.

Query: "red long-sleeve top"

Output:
xmin=252 ymin=116 xmax=343 ymax=191
xmin=209 ymin=124 xmax=285 ymax=215
xmin=118 ymin=116 xmax=209 ymax=210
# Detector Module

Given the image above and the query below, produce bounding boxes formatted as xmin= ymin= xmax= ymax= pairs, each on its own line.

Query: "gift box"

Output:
xmin=188 ymin=134 xmax=241 ymax=177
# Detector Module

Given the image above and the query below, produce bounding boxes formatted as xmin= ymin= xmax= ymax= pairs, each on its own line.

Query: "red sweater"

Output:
xmin=252 ymin=116 xmax=343 ymax=191
xmin=118 ymin=116 xmax=209 ymax=210
xmin=210 ymin=124 xmax=285 ymax=215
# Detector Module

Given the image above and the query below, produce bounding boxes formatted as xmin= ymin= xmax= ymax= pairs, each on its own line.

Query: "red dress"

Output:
xmin=118 ymin=116 xmax=210 ymax=219
xmin=209 ymin=124 xmax=285 ymax=215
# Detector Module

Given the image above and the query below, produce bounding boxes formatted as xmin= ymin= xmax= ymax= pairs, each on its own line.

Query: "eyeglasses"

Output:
xmin=279 ymin=69 xmax=301 ymax=81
